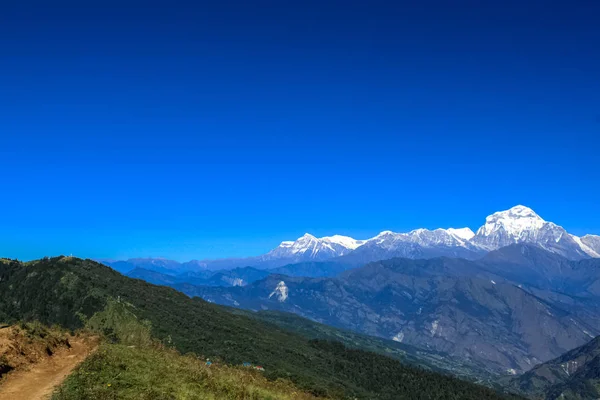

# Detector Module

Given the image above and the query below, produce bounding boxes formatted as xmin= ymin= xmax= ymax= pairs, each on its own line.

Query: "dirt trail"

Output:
xmin=0 ymin=336 xmax=98 ymax=400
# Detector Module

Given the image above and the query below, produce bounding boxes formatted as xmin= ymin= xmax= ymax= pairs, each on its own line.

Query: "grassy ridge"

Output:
xmin=0 ymin=257 xmax=521 ymax=399
xmin=53 ymin=343 xmax=322 ymax=400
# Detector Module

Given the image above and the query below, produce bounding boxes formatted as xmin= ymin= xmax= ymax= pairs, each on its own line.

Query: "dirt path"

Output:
xmin=0 ymin=337 xmax=98 ymax=400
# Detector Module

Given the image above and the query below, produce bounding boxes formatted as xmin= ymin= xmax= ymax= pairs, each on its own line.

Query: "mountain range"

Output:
xmin=93 ymin=203 xmax=600 ymax=398
xmin=5 ymin=205 xmax=600 ymax=398
xmin=183 ymin=244 xmax=600 ymax=376
xmin=101 ymin=205 xmax=600 ymax=275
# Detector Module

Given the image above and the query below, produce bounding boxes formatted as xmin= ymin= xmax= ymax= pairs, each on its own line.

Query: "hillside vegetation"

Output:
xmin=239 ymin=309 xmax=494 ymax=382
xmin=54 ymin=344 xmax=321 ymax=400
xmin=0 ymin=256 xmax=520 ymax=399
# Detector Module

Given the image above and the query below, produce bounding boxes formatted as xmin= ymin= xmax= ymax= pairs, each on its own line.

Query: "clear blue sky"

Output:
xmin=1 ymin=1 xmax=599 ymax=261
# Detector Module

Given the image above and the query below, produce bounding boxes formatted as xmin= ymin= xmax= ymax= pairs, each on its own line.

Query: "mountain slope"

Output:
xmin=479 ymin=244 xmax=600 ymax=298
xmin=126 ymin=266 xmax=270 ymax=287
xmin=508 ymin=336 xmax=600 ymax=400
xmin=126 ymin=267 xmax=181 ymax=286
xmin=270 ymin=261 xmax=354 ymax=278
xmin=581 ymin=235 xmax=600 ymax=257
xmin=336 ymin=231 xmax=483 ymax=266
xmin=192 ymin=246 xmax=600 ymax=374
xmin=53 ymin=343 xmax=324 ymax=400
xmin=0 ymin=256 xmax=517 ymax=400
xmin=238 ymin=310 xmax=496 ymax=382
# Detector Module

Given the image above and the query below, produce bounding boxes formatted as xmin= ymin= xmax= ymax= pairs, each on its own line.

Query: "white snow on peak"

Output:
xmin=268 ymin=281 xmax=289 ymax=302
xmin=270 ymin=233 xmax=365 ymax=259
xmin=468 ymin=205 xmax=598 ymax=258
xmin=266 ymin=205 xmax=599 ymax=261
xmin=582 ymin=234 xmax=600 ymax=240
xmin=397 ymin=227 xmax=476 ymax=248
xmin=321 ymin=235 xmax=365 ymax=250
xmin=580 ymin=234 xmax=600 ymax=256
xmin=447 ymin=228 xmax=475 ymax=241
xmin=477 ymin=205 xmax=546 ymax=238
xmin=369 ymin=231 xmax=405 ymax=248
xmin=283 ymin=233 xmax=319 ymax=255
xmin=275 ymin=227 xmax=478 ymax=254
xmin=375 ymin=230 xmax=395 ymax=237
xmin=571 ymin=235 xmax=600 ymax=258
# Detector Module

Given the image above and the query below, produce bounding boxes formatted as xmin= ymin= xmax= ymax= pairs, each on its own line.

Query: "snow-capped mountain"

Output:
xmin=101 ymin=205 xmax=600 ymax=274
xmin=580 ymin=235 xmax=600 ymax=257
xmin=263 ymin=206 xmax=597 ymax=265
xmin=447 ymin=227 xmax=476 ymax=241
xmin=263 ymin=233 xmax=363 ymax=262
xmin=471 ymin=205 xmax=591 ymax=259
xmin=408 ymin=227 xmax=476 ymax=248
xmin=338 ymin=227 xmax=484 ymax=264
xmin=261 ymin=227 xmax=480 ymax=265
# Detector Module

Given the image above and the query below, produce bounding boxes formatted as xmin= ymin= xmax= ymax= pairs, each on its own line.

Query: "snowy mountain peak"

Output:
xmin=488 ymin=205 xmax=543 ymax=222
xmin=321 ymin=235 xmax=365 ymax=250
xmin=266 ymin=233 xmax=364 ymax=262
xmin=265 ymin=205 xmax=596 ymax=265
xmin=298 ymin=233 xmax=317 ymax=241
xmin=278 ymin=233 xmax=317 ymax=248
xmin=404 ymin=227 xmax=475 ymax=248
xmin=476 ymin=205 xmax=546 ymax=239
xmin=502 ymin=205 xmax=541 ymax=219
xmin=471 ymin=205 xmax=590 ymax=259
xmin=370 ymin=231 xmax=403 ymax=246
xmin=375 ymin=230 xmax=396 ymax=238
xmin=578 ymin=235 xmax=600 ymax=258
xmin=447 ymin=228 xmax=475 ymax=241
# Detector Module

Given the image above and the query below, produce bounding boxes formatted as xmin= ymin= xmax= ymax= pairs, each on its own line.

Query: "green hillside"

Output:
xmin=240 ymin=309 xmax=494 ymax=382
xmin=0 ymin=256 xmax=520 ymax=400
xmin=53 ymin=343 xmax=324 ymax=400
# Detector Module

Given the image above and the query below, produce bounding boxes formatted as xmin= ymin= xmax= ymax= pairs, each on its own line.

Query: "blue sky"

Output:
xmin=1 ymin=1 xmax=599 ymax=261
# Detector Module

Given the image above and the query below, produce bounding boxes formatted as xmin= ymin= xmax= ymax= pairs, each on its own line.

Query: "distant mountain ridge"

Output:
xmin=101 ymin=205 xmax=600 ymax=274
xmin=189 ymin=245 xmax=600 ymax=375
xmin=126 ymin=266 xmax=271 ymax=288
